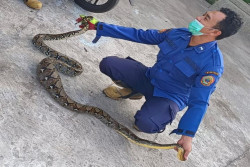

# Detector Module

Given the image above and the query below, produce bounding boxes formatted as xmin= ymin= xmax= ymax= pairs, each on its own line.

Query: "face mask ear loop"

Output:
xmin=201 ymin=27 xmax=219 ymax=36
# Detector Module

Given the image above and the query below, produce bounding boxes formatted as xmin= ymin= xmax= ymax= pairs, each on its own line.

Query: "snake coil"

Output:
xmin=33 ymin=25 xmax=185 ymax=161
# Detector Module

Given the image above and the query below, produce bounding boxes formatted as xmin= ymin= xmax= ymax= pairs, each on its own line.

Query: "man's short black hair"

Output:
xmin=215 ymin=8 xmax=243 ymax=40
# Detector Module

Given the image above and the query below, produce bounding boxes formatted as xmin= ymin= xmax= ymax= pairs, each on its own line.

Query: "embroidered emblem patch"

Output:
xmin=201 ymin=76 xmax=215 ymax=86
xmin=205 ymin=71 xmax=219 ymax=76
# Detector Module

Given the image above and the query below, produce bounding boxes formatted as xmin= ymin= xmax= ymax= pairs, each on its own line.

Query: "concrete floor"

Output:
xmin=0 ymin=0 xmax=249 ymax=166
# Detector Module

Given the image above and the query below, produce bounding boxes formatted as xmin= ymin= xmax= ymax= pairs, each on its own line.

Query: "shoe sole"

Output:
xmin=102 ymin=90 xmax=143 ymax=100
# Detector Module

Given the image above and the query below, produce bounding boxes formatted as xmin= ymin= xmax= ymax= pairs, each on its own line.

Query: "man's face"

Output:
xmin=196 ymin=11 xmax=226 ymax=35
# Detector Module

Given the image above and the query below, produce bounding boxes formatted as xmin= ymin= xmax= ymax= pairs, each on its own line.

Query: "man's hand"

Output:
xmin=76 ymin=15 xmax=99 ymax=30
xmin=175 ymin=135 xmax=192 ymax=160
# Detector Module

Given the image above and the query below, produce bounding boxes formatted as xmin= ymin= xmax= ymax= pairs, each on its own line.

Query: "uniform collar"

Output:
xmin=185 ymin=40 xmax=217 ymax=53
xmin=193 ymin=41 xmax=217 ymax=53
xmin=178 ymin=29 xmax=217 ymax=53
xmin=180 ymin=32 xmax=192 ymax=41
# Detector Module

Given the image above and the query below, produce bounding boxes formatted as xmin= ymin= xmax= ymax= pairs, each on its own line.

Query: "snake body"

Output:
xmin=33 ymin=26 xmax=185 ymax=161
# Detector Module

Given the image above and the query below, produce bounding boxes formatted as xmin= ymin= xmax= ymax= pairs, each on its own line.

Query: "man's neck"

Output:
xmin=189 ymin=35 xmax=216 ymax=46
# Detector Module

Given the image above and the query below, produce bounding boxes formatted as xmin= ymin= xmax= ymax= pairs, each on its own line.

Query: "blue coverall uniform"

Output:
xmin=95 ymin=23 xmax=224 ymax=137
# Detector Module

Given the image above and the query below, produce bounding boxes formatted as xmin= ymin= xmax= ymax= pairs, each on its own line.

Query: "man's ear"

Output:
xmin=211 ymin=29 xmax=222 ymax=37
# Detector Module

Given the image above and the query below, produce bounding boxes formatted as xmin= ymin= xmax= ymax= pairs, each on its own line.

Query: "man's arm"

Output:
xmin=172 ymin=65 xmax=223 ymax=160
xmin=174 ymin=67 xmax=223 ymax=136
xmin=95 ymin=22 xmax=169 ymax=45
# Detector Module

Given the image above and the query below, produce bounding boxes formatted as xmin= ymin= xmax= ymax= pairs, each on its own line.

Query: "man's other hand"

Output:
xmin=175 ymin=135 xmax=192 ymax=160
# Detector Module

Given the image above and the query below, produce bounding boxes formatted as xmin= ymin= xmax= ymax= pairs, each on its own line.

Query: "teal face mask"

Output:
xmin=188 ymin=19 xmax=204 ymax=36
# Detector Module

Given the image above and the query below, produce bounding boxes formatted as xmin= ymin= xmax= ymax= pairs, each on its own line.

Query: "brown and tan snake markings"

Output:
xmin=33 ymin=24 xmax=185 ymax=161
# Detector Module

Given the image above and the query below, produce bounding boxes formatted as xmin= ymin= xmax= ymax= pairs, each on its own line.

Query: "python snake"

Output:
xmin=33 ymin=25 xmax=185 ymax=161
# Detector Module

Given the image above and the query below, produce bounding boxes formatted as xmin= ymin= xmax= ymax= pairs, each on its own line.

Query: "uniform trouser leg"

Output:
xmin=99 ymin=56 xmax=178 ymax=133
xmin=99 ymin=56 xmax=153 ymax=96
xmin=134 ymin=97 xmax=178 ymax=133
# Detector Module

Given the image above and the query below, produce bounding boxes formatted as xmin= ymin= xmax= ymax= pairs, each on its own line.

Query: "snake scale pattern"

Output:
xmin=33 ymin=25 xmax=185 ymax=161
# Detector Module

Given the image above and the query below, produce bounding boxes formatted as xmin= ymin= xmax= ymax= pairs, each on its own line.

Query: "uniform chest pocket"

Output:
xmin=175 ymin=60 xmax=196 ymax=77
xmin=170 ymin=59 xmax=198 ymax=85
xmin=158 ymin=38 xmax=177 ymax=55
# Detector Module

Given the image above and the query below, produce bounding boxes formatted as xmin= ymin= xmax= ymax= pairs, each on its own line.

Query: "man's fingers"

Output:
xmin=184 ymin=149 xmax=191 ymax=160
xmin=174 ymin=146 xmax=178 ymax=151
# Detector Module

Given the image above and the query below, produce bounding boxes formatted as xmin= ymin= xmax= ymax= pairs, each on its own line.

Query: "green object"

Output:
xmin=90 ymin=18 xmax=98 ymax=24
xmin=188 ymin=19 xmax=204 ymax=36
xmin=206 ymin=0 xmax=249 ymax=5
xmin=206 ymin=0 xmax=217 ymax=5
xmin=79 ymin=15 xmax=98 ymax=25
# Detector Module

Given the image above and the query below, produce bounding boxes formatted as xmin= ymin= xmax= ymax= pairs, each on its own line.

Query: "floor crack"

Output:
xmin=225 ymin=147 xmax=250 ymax=166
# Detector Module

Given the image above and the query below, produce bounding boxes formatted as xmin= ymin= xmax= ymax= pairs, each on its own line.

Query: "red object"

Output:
xmin=76 ymin=17 xmax=82 ymax=23
xmin=76 ymin=17 xmax=96 ymax=30
xmin=79 ymin=21 xmax=96 ymax=30
xmin=87 ymin=21 xmax=96 ymax=30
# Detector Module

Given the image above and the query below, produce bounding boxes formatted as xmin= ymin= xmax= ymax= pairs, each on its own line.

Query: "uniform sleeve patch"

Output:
xmin=205 ymin=71 xmax=219 ymax=76
xmin=201 ymin=76 xmax=215 ymax=86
